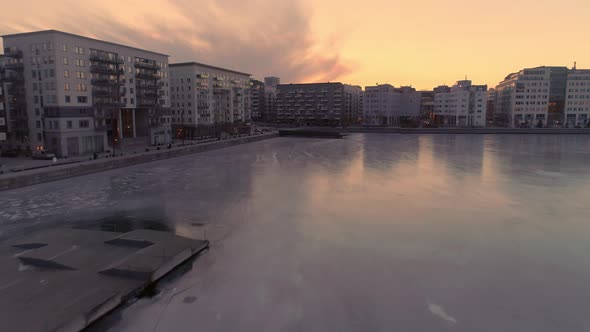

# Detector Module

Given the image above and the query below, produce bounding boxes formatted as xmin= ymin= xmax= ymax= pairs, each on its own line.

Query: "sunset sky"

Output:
xmin=1 ymin=0 xmax=589 ymax=90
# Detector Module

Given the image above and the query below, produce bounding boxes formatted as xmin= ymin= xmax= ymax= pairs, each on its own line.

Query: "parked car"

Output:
xmin=32 ymin=150 xmax=56 ymax=160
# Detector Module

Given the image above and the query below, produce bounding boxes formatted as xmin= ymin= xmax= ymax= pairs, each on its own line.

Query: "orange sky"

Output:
xmin=1 ymin=0 xmax=589 ymax=89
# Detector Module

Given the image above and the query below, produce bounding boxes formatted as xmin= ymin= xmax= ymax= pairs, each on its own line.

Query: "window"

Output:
xmin=67 ymin=121 xmax=73 ymax=128
xmin=130 ymin=88 xmax=134 ymax=94
xmin=76 ymin=59 xmax=85 ymax=67
xmin=49 ymin=69 xmax=55 ymax=78
xmin=65 ymin=95 xmax=71 ymax=103
xmin=32 ymin=70 xmax=37 ymax=78
xmin=76 ymin=71 xmax=86 ymax=79
xmin=127 ymin=56 xmax=131 ymax=63
xmin=79 ymin=120 xmax=89 ymax=128
xmin=64 ymin=83 xmax=70 ymax=91
xmin=63 ymin=57 xmax=68 ymax=65
xmin=33 ymin=83 xmax=38 ymax=91
xmin=34 ymin=96 xmax=39 ymax=104
xmin=130 ymin=98 xmax=134 ymax=104
xmin=37 ymin=133 xmax=42 ymax=142
xmin=63 ymin=44 xmax=68 ymax=52
xmin=35 ymin=108 xmax=40 ymax=116
xmin=77 ymin=96 xmax=88 ymax=103
xmin=64 ymin=70 xmax=69 ymax=78
xmin=36 ymin=121 xmax=41 ymax=129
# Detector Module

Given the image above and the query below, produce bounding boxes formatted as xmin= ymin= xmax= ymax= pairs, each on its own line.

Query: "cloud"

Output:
xmin=0 ymin=0 xmax=352 ymax=83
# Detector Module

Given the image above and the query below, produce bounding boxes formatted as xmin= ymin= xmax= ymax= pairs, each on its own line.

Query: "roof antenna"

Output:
xmin=573 ymin=61 xmax=577 ymax=70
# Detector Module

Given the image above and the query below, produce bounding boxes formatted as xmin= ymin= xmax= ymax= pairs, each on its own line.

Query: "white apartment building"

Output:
xmin=1 ymin=30 xmax=171 ymax=156
xmin=433 ymin=80 xmax=487 ymax=127
xmin=565 ymin=69 xmax=590 ymax=127
xmin=363 ymin=84 xmax=420 ymax=126
xmin=494 ymin=66 xmax=567 ymax=128
xmin=169 ymin=62 xmax=251 ymax=137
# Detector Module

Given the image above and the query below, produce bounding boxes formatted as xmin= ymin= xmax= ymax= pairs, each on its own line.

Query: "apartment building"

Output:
xmin=494 ymin=66 xmax=567 ymax=128
xmin=275 ymin=82 xmax=362 ymax=126
xmin=564 ymin=68 xmax=590 ymax=127
xmin=250 ymin=79 xmax=265 ymax=121
xmin=264 ymin=76 xmax=280 ymax=122
xmin=433 ymin=80 xmax=487 ymax=127
xmin=363 ymin=84 xmax=421 ymax=126
xmin=419 ymin=91 xmax=434 ymax=123
xmin=1 ymin=30 xmax=171 ymax=156
xmin=169 ymin=62 xmax=251 ymax=137
xmin=0 ymin=56 xmax=7 ymax=144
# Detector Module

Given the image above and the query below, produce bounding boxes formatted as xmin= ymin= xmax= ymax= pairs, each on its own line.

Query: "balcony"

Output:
xmin=134 ymin=61 xmax=161 ymax=70
xmin=135 ymin=72 xmax=160 ymax=80
xmin=2 ymin=75 xmax=25 ymax=84
xmin=90 ymin=54 xmax=124 ymax=64
xmin=90 ymin=65 xmax=119 ymax=75
xmin=94 ymin=100 xmax=124 ymax=107
xmin=4 ymin=49 xmax=23 ymax=59
xmin=92 ymin=89 xmax=118 ymax=97
xmin=197 ymin=73 xmax=209 ymax=78
xmin=91 ymin=78 xmax=122 ymax=86
xmin=5 ymin=62 xmax=24 ymax=70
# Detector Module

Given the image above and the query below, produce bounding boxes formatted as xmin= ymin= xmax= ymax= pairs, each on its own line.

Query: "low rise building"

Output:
xmin=494 ymin=66 xmax=567 ymax=128
xmin=363 ymin=84 xmax=421 ymax=126
xmin=276 ymin=82 xmax=362 ymax=126
xmin=169 ymin=62 xmax=251 ymax=138
xmin=0 ymin=56 xmax=7 ymax=144
xmin=433 ymin=80 xmax=487 ymax=127
xmin=564 ymin=68 xmax=590 ymax=127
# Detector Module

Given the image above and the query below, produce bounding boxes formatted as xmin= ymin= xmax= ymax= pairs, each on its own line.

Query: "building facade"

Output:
xmin=169 ymin=62 xmax=251 ymax=138
xmin=275 ymin=82 xmax=362 ymax=126
xmin=433 ymin=80 xmax=487 ymax=127
xmin=1 ymin=30 xmax=171 ymax=156
xmin=264 ymin=76 xmax=280 ymax=122
xmin=363 ymin=84 xmax=421 ymax=126
xmin=494 ymin=66 xmax=567 ymax=128
xmin=564 ymin=69 xmax=590 ymax=127
xmin=250 ymin=79 xmax=265 ymax=121
xmin=419 ymin=91 xmax=434 ymax=124
xmin=0 ymin=56 xmax=7 ymax=144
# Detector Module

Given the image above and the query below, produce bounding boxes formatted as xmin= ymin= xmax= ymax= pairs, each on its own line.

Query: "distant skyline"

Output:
xmin=1 ymin=0 xmax=589 ymax=90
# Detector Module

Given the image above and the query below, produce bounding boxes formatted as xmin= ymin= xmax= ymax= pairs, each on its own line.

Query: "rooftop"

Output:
xmin=169 ymin=62 xmax=251 ymax=77
xmin=2 ymin=30 xmax=169 ymax=57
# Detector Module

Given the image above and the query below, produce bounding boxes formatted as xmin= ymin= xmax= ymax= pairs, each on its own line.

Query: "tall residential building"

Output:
xmin=1 ymin=30 xmax=171 ymax=156
xmin=169 ymin=62 xmax=251 ymax=137
xmin=494 ymin=66 xmax=567 ymax=128
xmin=433 ymin=80 xmax=487 ymax=127
xmin=564 ymin=68 xmax=590 ymax=127
xmin=363 ymin=84 xmax=421 ymax=126
xmin=264 ymin=76 xmax=280 ymax=122
xmin=250 ymin=79 xmax=265 ymax=121
xmin=276 ymin=82 xmax=362 ymax=126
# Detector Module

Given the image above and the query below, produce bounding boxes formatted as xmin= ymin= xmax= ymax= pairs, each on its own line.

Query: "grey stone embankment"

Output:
xmin=0 ymin=133 xmax=278 ymax=191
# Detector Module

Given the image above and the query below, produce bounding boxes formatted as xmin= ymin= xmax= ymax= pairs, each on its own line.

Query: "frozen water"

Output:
xmin=3 ymin=134 xmax=590 ymax=331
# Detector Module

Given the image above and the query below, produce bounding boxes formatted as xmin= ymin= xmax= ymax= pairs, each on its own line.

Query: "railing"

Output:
xmin=91 ymin=78 xmax=122 ymax=86
xmin=90 ymin=65 xmax=119 ymax=75
xmin=93 ymin=89 xmax=118 ymax=97
xmin=2 ymin=75 xmax=25 ymax=84
xmin=134 ymin=61 xmax=161 ymax=70
xmin=90 ymin=54 xmax=124 ymax=64
xmin=94 ymin=100 xmax=124 ymax=107
xmin=4 ymin=49 xmax=23 ymax=58
xmin=5 ymin=62 xmax=24 ymax=70
xmin=135 ymin=72 xmax=160 ymax=80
